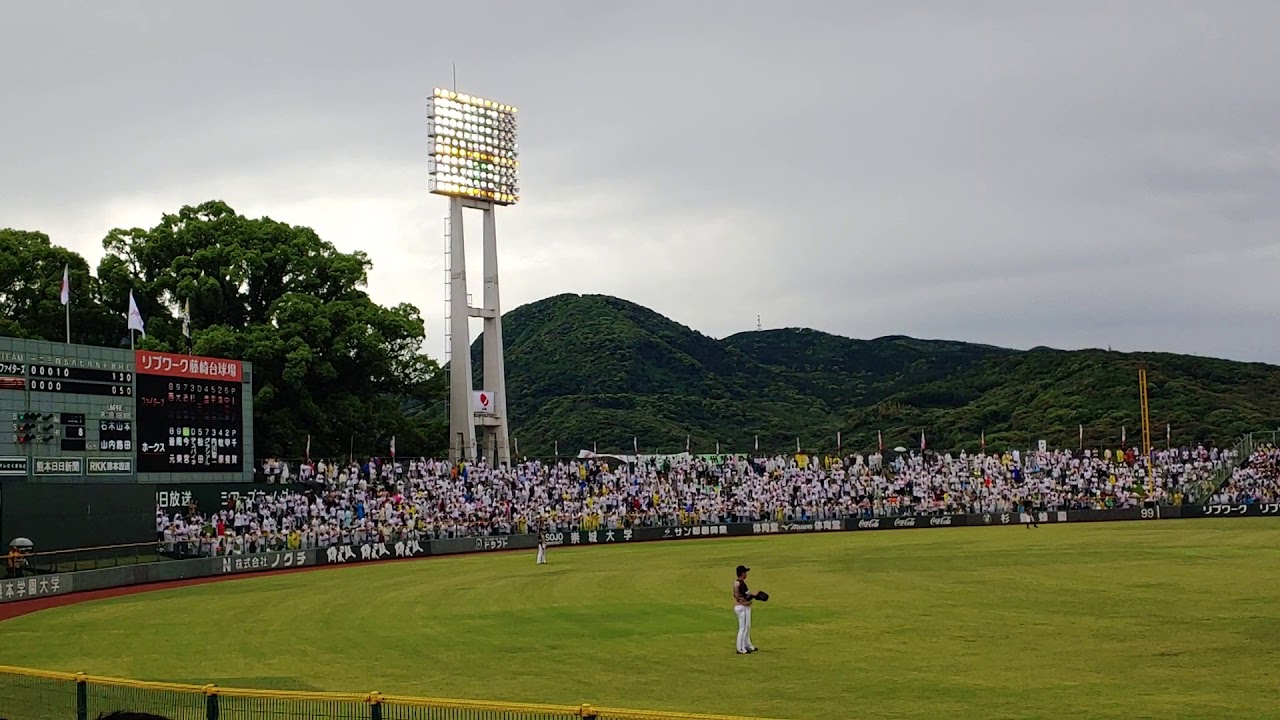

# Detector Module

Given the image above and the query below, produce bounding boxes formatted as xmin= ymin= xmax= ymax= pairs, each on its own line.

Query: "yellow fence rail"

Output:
xmin=0 ymin=665 xmax=779 ymax=720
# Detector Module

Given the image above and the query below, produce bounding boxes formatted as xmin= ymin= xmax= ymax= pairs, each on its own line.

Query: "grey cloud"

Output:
xmin=3 ymin=1 xmax=1280 ymax=363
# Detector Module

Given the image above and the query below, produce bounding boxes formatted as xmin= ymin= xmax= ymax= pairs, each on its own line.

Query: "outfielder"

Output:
xmin=733 ymin=564 xmax=764 ymax=654
xmin=536 ymin=535 xmax=547 ymax=565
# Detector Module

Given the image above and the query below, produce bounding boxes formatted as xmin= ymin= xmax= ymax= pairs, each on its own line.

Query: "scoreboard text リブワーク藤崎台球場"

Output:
xmin=0 ymin=338 xmax=253 ymax=481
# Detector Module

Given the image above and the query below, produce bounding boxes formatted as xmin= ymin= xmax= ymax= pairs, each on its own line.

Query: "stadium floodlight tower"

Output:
xmin=428 ymin=87 xmax=519 ymax=468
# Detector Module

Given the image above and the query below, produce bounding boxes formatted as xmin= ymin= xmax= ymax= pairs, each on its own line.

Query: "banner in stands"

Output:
xmin=540 ymin=528 xmax=639 ymax=547
xmin=323 ymin=539 xmax=430 ymax=564
xmin=842 ymin=514 xmax=971 ymax=531
xmin=215 ymin=550 xmax=308 ymax=575
xmin=154 ymin=483 xmax=309 ymax=514
xmin=0 ymin=573 xmax=73 ymax=604
xmin=1184 ymin=503 xmax=1280 ymax=518
xmin=658 ymin=523 xmax=753 ymax=540
xmin=1064 ymin=508 xmax=1144 ymax=522
xmin=968 ymin=512 xmax=1017 ymax=526
xmin=753 ymin=520 xmax=843 ymax=534
xmin=430 ymin=534 xmax=538 ymax=557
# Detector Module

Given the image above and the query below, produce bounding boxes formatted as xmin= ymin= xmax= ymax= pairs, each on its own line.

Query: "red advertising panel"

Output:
xmin=135 ymin=350 xmax=243 ymax=382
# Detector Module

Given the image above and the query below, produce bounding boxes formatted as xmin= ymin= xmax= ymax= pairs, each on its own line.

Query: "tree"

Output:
xmin=95 ymin=201 xmax=447 ymax=458
xmin=0 ymin=229 xmax=120 ymax=346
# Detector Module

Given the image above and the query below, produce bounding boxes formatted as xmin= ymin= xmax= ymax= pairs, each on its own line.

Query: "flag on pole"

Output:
xmin=795 ymin=437 xmax=800 ymax=453
xmin=837 ymin=430 xmax=842 ymax=452
xmin=305 ymin=434 xmax=311 ymax=462
xmin=686 ymin=435 xmax=690 ymax=453
xmin=593 ymin=441 xmax=597 ymax=454
xmin=981 ymin=430 xmax=986 ymax=454
xmin=754 ymin=435 xmax=759 ymax=452
xmin=1121 ymin=426 xmax=1126 ymax=447
xmin=60 ymin=264 xmax=71 ymax=344
xmin=1166 ymin=423 xmax=1171 ymax=448
xmin=920 ymin=430 xmax=926 ymax=452
xmin=633 ymin=436 xmax=638 ymax=453
xmin=390 ymin=435 xmax=396 ymax=459
xmin=1079 ymin=424 xmax=1084 ymax=450
xmin=127 ymin=291 xmax=146 ymax=337
xmin=181 ymin=298 xmax=191 ymax=339
xmin=554 ymin=440 xmax=559 ymax=457
xmin=715 ymin=440 xmax=720 ymax=455
xmin=514 ymin=437 xmax=520 ymax=457
xmin=878 ymin=430 xmax=883 ymax=453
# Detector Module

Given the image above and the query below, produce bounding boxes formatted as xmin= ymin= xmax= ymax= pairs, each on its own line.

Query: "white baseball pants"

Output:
xmin=734 ymin=604 xmax=753 ymax=652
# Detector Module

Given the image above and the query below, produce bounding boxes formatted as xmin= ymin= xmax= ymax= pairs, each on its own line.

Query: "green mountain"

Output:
xmin=472 ymin=293 xmax=1280 ymax=456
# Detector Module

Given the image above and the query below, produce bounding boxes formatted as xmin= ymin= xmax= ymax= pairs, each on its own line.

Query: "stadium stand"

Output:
xmin=1210 ymin=444 xmax=1280 ymax=504
xmin=156 ymin=447 xmax=1236 ymax=556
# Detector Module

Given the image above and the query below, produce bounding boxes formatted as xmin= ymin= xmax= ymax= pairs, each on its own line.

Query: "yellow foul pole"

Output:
xmin=1139 ymin=368 xmax=1152 ymax=480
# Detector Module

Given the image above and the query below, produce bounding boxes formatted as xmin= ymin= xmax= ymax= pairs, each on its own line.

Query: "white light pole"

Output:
xmin=429 ymin=88 xmax=519 ymax=467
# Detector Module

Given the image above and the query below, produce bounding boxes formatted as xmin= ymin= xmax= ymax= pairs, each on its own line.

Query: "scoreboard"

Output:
xmin=0 ymin=337 xmax=254 ymax=482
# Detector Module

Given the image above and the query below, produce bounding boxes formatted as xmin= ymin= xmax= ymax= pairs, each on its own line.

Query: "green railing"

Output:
xmin=1186 ymin=430 xmax=1280 ymax=505
xmin=0 ymin=666 xmax=779 ymax=720
xmin=7 ymin=541 xmax=190 ymax=575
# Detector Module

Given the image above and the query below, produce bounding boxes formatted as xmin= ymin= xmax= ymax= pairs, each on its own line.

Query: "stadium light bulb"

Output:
xmin=428 ymin=86 xmax=519 ymax=204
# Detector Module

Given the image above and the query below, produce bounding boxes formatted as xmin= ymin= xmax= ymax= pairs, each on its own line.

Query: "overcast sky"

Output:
xmin=3 ymin=1 xmax=1279 ymax=363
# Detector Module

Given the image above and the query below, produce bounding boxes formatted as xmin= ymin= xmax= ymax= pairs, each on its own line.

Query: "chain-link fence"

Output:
xmin=0 ymin=666 xmax=776 ymax=720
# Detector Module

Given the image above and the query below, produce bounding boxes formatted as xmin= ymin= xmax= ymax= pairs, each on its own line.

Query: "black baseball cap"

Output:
xmin=736 ymin=565 xmax=750 ymax=575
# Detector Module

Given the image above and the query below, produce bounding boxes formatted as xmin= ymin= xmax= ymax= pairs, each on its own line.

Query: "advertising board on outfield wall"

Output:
xmin=2 ymin=505 xmax=1277 ymax=604
xmin=0 ymin=573 xmax=73 ymax=603
xmin=323 ymin=539 xmax=429 ymax=564
xmin=216 ymin=550 xmax=308 ymax=575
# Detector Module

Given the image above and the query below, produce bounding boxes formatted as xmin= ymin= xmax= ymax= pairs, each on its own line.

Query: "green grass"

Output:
xmin=3 ymin=519 xmax=1279 ymax=719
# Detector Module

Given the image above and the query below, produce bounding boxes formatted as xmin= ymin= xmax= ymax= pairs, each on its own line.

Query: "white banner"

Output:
xmin=472 ymin=390 xmax=495 ymax=414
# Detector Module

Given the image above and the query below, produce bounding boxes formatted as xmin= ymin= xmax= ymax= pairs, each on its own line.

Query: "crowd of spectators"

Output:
xmin=157 ymin=445 xmax=1237 ymax=556
xmin=1208 ymin=444 xmax=1280 ymax=505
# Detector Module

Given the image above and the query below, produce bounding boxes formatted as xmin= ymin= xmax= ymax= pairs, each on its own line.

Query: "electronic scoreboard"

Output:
xmin=0 ymin=337 xmax=254 ymax=482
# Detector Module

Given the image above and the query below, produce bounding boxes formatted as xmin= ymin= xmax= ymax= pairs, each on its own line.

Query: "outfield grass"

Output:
xmin=2 ymin=519 xmax=1278 ymax=720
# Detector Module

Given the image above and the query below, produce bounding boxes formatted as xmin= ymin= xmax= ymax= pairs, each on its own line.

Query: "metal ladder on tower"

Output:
xmin=443 ymin=216 xmax=452 ymax=371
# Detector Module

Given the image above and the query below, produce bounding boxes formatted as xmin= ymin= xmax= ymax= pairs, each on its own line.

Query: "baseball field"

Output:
xmin=1 ymin=518 xmax=1278 ymax=720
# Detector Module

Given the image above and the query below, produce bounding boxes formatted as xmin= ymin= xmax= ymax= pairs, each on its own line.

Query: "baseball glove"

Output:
xmin=754 ymin=591 xmax=770 ymax=602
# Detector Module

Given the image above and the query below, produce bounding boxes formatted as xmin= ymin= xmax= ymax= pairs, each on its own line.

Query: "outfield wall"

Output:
xmin=2 ymin=502 xmax=1277 ymax=605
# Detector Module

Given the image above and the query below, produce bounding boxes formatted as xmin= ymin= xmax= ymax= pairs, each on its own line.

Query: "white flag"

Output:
xmin=715 ymin=440 xmax=720 ymax=455
xmin=390 ymin=435 xmax=396 ymax=459
xmin=181 ymin=298 xmax=191 ymax=339
xmin=305 ymin=434 xmax=311 ymax=461
xmin=633 ymin=436 xmax=638 ymax=453
xmin=754 ymin=435 xmax=759 ymax=452
xmin=60 ymin=265 xmax=70 ymax=306
xmin=126 ymin=291 xmax=146 ymax=336
xmin=796 ymin=437 xmax=800 ymax=453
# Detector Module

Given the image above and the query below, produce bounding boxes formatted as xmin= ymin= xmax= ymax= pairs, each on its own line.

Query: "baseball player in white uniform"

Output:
xmin=733 ymin=565 xmax=757 ymax=654
xmin=536 ymin=535 xmax=547 ymax=565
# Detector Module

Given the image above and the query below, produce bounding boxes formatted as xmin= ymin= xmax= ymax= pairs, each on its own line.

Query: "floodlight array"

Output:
xmin=428 ymin=88 xmax=519 ymax=205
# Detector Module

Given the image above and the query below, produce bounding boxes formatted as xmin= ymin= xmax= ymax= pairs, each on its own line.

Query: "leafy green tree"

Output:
xmin=0 ymin=229 xmax=120 ymax=346
xmin=96 ymin=201 xmax=446 ymax=458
